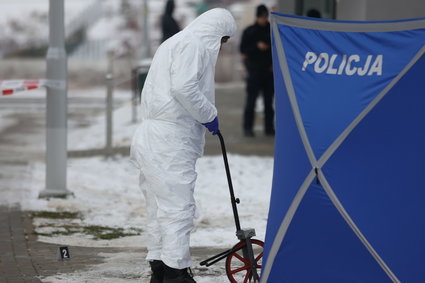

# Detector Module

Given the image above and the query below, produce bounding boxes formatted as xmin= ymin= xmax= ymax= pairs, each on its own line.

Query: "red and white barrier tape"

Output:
xmin=0 ymin=79 xmax=66 ymax=96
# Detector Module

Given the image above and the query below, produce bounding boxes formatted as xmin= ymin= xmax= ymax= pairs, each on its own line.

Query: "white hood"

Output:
xmin=185 ymin=8 xmax=237 ymax=63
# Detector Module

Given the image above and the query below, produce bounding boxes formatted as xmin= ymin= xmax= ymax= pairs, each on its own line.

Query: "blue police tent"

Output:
xmin=262 ymin=13 xmax=425 ymax=283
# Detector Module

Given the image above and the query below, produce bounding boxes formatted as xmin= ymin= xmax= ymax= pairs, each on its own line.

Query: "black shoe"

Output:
xmin=149 ymin=260 xmax=165 ymax=283
xmin=163 ymin=265 xmax=196 ymax=283
xmin=244 ymin=130 xmax=255 ymax=137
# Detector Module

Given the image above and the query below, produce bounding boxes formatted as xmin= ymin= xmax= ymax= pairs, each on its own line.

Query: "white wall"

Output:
xmin=365 ymin=0 xmax=425 ymax=20
xmin=277 ymin=0 xmax=296 ymax=14
xmin=276 ymin=0 xmax=425 ymax=20
xmin=336 ymin=0 xmax=367 ymax=20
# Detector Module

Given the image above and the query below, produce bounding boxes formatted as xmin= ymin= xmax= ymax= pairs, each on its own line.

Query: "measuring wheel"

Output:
xmin=225 ymin=239 xmax=264 ymax=283
xmin=200 ymin=133 xmax=265 ymax=282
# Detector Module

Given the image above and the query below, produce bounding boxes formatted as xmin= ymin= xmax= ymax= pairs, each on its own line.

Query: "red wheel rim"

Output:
xmin=225 ymin=239 xmax=264 ymax=283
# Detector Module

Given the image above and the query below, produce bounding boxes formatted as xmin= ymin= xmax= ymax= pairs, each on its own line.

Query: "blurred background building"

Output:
xmin=0 ymin=0 xmax=424 ymax=86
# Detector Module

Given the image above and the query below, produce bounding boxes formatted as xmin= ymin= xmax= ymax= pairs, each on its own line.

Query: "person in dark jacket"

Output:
xmin=240 ymin=4 xmax=274 ymax=137
xmin=161 ymin=0 xmax=181 ymax=42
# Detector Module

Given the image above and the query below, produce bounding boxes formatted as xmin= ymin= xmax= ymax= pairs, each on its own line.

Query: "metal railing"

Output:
xmin=65 ymin=0 xmax=103 ymax=39
xmin=70 ymin=39 xmax=109 ymax=60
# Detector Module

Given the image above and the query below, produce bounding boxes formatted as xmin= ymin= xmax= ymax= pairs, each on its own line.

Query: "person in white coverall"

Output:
xmin=130 ymin=8 xmax=236 ymax=283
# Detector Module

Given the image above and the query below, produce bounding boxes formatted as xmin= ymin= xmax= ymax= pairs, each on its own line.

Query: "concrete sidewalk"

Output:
xmin=0 ymin=206 xmax=242 ymax=282
xmin=0 ymin=83 xmax=274 ymax=282
xmin=0 ymin=206 xmax=107 ymax=282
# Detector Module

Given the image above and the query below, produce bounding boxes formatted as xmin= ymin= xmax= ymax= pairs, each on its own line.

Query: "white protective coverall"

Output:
xmin=130 ymin=8 xmax=236 ymax=269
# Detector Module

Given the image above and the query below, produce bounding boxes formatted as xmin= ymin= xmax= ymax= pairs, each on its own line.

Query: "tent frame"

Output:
xmin=261 ymin=13 xmax=425 ymax=283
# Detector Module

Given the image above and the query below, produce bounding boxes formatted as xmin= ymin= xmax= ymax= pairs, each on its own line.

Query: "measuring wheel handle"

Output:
xmin=236 ymin=228 xmax=256 ymax=240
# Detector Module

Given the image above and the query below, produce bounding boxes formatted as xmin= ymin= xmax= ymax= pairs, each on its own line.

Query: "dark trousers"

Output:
xmin=243 ymin=71 xmax=275 ymax=133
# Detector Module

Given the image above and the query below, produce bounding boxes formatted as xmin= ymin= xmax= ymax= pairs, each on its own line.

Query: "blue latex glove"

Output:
xmin=202 ymin=117 xmax=219 ymax=135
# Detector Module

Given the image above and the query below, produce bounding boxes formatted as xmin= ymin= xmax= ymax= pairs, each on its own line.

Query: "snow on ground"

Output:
xmin=42 ymin=251 xmax=231 ymax=283
xmin=42 ymin=252 xmax=153 ymax=283
xmin=25 ymin=152 xmax=273 ymax=248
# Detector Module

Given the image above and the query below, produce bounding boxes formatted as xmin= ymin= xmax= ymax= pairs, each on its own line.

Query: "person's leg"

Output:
xmin=146 ymin=156 xmax=197 ymax=282
xmin=140 ymin=174 xmax=163 ymax=261
xmin=262 ymin=73 xmax=275 ymax=135
xmin=156 ymin=177 xmax=196 ymax=270
xmin=142 ymin=152 xmax=197 ymax=270
xmin=140 ymin=174 xmax=165 ymax=282
xmin=243 ymin=72 xmax=260 ymax=136
xmin=138 ymin=122 xmax=200 ymax=281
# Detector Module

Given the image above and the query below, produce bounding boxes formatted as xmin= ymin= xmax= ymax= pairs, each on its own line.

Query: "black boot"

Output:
xmin=163 ymin=264 xmax=196 ymax=283
xmin=149 ymin=260 xmax=165 ymax=283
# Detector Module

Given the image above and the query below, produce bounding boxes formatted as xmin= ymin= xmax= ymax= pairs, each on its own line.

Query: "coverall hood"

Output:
xmin=185 ymin=8 xmax=236 ymax=62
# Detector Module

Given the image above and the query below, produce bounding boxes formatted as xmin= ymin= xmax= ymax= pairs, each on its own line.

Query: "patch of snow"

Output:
xmin=26 ymin=153 xmax=273 ymax=248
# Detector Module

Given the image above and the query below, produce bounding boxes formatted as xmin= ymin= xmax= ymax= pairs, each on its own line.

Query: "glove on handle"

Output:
xmin=202 ymin=116 xmax=219 ymax=135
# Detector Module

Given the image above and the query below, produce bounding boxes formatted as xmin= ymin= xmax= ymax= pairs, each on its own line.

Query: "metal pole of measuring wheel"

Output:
xmin=40 ymin=0 xmax=71 ymax=198
xmin=217 ymin=131 xmax=242 ymax=232
xmin=218 ymin=132 xmax=260 ymax=281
